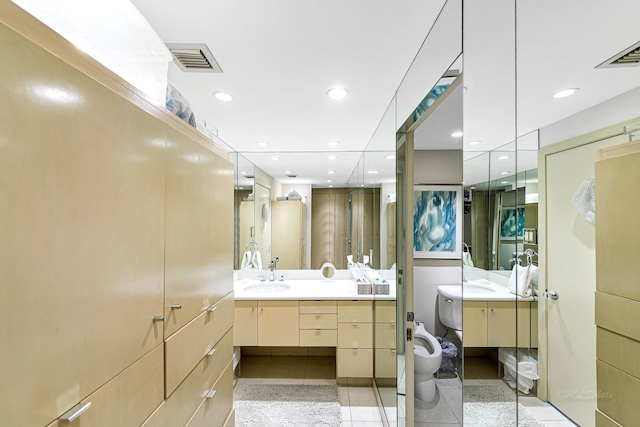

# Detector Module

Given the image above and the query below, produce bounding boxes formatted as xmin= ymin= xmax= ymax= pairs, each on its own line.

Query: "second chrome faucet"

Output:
xmin=267 ymin=257 xmax=279 ymax=281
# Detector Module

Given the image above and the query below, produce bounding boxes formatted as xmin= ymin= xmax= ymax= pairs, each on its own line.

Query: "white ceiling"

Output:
xmin=130 ymin=0 xmax=640 ymax=188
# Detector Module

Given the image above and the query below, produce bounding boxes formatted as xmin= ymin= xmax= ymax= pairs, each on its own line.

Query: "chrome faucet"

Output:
xmin=267 ymin=257 xmax=279 ymax=281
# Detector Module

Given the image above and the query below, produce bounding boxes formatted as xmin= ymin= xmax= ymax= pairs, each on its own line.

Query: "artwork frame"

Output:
xmin=499 ymin=207 xmax=525 ymax=240
xmin=413 ymin=185 xmax=462 ymax=259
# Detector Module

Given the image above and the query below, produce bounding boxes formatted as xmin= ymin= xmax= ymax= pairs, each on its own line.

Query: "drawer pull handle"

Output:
xmin=171 ymin=304 xmax=182 ymax=310
xmin=206 ymin=348 xmax=216 ymax=357
xmin=205 ymin=390 xmax=216 ymax=399
xmin=315 ymin=315 xmax=321 ymax=318
xmin=153 ymin=315 xmax=165 ymax=323
xmin=61 ymin=402 xmax=92 ymax=422
xmin=352 ymin=322 xmax=358 ymax=327
xmin=352 ymin=348 xmax=358 ymax=352
xmin=315 ymin=329 xmax=321 ymax=333
xmin=352 ymin=300 xmax=358 ymax=304
xmin=315 ymin=300 xmax=321 ymax=303
xmin=390 ymin=323 xmax=396 ymax=326
xmin=207 ymin=305 xmax=218 ymax=313
xmin=391 ymin=349 xmax=396 ymax=353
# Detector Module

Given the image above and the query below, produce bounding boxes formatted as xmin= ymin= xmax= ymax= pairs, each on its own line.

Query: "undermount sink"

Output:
xmin=463 ymin=283 xmax=496 ymax=293
xmin=243 ymin=283 xmax=291 ymax=293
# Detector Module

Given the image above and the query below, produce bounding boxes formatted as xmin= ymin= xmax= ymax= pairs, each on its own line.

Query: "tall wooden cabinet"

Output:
xmin=0 ymin=8 xmax=234 ymax=427
xmin=271 ymin=200 xmax=307 ymax=269
xmin=595 ymin=140 xmax=640 ymax=427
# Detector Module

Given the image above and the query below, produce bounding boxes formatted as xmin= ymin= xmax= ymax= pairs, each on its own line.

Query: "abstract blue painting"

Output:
xmin=413 ymin=185 xmax=462 ymax=259
xmin=500 ymin=207 xmax=525 ymax=239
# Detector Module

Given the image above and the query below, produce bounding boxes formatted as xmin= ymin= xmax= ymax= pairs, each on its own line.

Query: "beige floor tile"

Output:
xmin=348 ymin=386 xmax=378 ymax=406
xmin=525 ymin=405 xmax=574 ymax=421
xmin=350 ymin=405 xmax=382 ymax=422
xmin=339 ymin=386 xmax=351 ymax=405
xmin=303 ymin=378 xmax=337 ymax=385
xmin=541 ymin=421 xmax=579 ymax=427
xmin=342 ymin=406 xmax=352 ymax=422
xmin=519 ymin=396 xmax=550 ymax=407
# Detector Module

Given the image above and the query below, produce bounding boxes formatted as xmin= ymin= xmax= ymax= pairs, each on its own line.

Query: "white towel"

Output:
xmin=508 ymin=264 xmax=532 ymax=297
xmin=251 ymin=250 xmax=262 ymax=270
xmin=528 ymin=265 xmax=538 ymax=286
xmin=240 ymin=250 xmax=252 ymax=269
xmin=462 ymin=252 xmax=474 ymax=267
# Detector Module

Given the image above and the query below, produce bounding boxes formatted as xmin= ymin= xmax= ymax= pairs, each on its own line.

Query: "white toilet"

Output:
xmin=414 ymin=321 xmax=442 ymax=405
xmin=437 ymin=285 xmax=463 ymax=340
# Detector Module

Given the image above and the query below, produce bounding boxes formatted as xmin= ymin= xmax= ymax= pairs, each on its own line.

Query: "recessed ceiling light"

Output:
xmin=238 ymin=187 xmax=243 ymax=190
xmin=270 ymin=156 xmax=279 ymax=160
xmin=327 ymin=87 xmax=349 ymax=100
xmin=256 ymin=141 xmax=268 ymax=147
xmin=328 ymin=155 xmax=337 ymax=160
xmin=501 ymin=181 xmax=508 ymax=184
xmin=212 ymin=91 xmax=233 ymax=102
xmin=552 ymin=88 xmax=579 ymax=99
xmin=467 ymin=140 xmax=481 ymax=146
xmin=470 ymin=186 xmax=476 ymax=190
xmin=329 ymin=185 xmax=334 ymax=188
xmin=498 ymin=155 xmax=510 ymax=160
xmin=241 ymin=171 xmax=247 ymax=175
xmin=500 ymin=171 xmax=510 ymax=175
xmin=328 ymin=170 xmax=335 ymax=174
xmin=386 ymin=155 xmax=395 ymax=160
xmin=327 ymin=180 xmax=332 ymax=183
xmin=451 ymin=131 xmax=464 ymax=138
xmin=328 ymin=140 xmax=340 ymax=146
xmin=367 ymin=170 xmax=379 ymax=174
xmin=285 ymin=170 xmax=292 ymax=174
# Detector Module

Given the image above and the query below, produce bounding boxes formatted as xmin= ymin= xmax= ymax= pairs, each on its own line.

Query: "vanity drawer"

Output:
xmin=337 ymin=300 xmax=373 ymax=322
xmin=338 ymin=323 xmax=373 ymax=348
xmin=185 ymin=361 xmax=234 ymax=427
xmin=375 ymin=301 xmax=396 ymax=323
xmin=299 ymin=313 xmax=337 ymax=330
xmin=300 ymin=300 xmax=337 ymax=314
xmin=337 ymin=348 xmax=373 ymax=378
xmin=375 ymin=322 xmax=397 ymax=349
xmin=47 ymin=345 xmax=164 ymax=427
xmin=375 ymin=348 xmax=397 ymax=378
xmin=300 ymin=329 xmax=338 ymax=347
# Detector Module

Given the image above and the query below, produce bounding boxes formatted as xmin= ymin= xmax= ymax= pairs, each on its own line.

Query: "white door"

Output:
xmin=545 ymin=134 xmax=626 ymax=427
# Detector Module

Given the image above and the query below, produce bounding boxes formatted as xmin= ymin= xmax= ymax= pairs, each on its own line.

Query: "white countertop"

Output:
xmin=234 ymin=278 xmax=396 ymax=301
xmin=438 ymin=280 xmax=536 ymax=302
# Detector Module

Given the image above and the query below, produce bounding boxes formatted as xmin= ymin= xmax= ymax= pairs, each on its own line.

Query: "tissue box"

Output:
xmin=374 ymin=281 xmax=390 ymax=295
xmin=354 ymin=278 xmax=372 ymax=295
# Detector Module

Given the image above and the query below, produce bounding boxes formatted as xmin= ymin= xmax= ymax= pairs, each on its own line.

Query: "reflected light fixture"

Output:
xmin=285 ymin=170 xmax=292 ymax=174
xmin=328 ymin=155 xmax=337 ymax=160
xmin=328 ymin=170 xmax=335 ymax=174
xmin=270 ymin=156 xmax=279 ymax=160
xmin=327 ymin=180 xmax=332 ymax=183
xmin=501 ymin=181 xmax=508 ymax=184
xmin=328 ymin=140 xmax=340 ymax=146
xmin=386 ymin=155 xmax=395 ymax=160
xmin=552 ymin=88 xmax=579 ymax=99
xmin=213 ymin=91 xmax=233 ymax=102
xmin=327 ymin=87 xmax=349 ymax=100
xmin=498 ymin=155 xmax=510 ymax=160
xmin=467 ymin=140 xmax=481 ymax=146
xmin=500 ymin=171 xmax=510 ymax=175
xmin=367 ymin=170 xmax=379 ymax=174
xmin=451 ymin=131 xmax=463 ymax=137
xmin=256 ymin=141 xmax=268 ymax=147
xmin=240 ymin=171 xmax=247 ymax=175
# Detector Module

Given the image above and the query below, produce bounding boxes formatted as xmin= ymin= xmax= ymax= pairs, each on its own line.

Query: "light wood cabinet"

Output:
xmin=299 ymin=300 xmax=338 ymax=347
xmin=258 ymin=301 xmax=300 ymax=346
xmin=375 ymin=300 xmax=397 ymax=377
xmin=463 ymin=300 xmax=537 ymax=348
xmin=234 ymin=301 xmax=258 ymax=346
xmin=337 ymin=300 xmax=373 ymax=378
xmin=185 ymin=361 xmax=234 ymax=427
xmin=271 ymin=200 xmax=307 ymax=269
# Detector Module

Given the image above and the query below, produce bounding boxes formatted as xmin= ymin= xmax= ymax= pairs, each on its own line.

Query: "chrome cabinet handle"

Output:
xmin=206 ymin=348 xmax=216 ymax=357
xmin=445 ymin=298 xmax=453 ymax=304
xmin=153 ymin=315 xmax=165 ymax=322
xmin=352 ymin=348 xmax=358 ymax=352
xmin=546 ymin=290 xmax=559 ymax=300
xmin=171 ymin=304 xmax=182 ymax=310
xmin=315 ymin=329 xmax=321 ymax=333
xmin=60 ymin=402 xmax=92 ymax=422
xmin=391 ymin=349 xmax=396 ymax=353
xmin=205 ymin=390 xmax=216 ymax=399
xmin=207 ymin=305 xmax=218 ymax=313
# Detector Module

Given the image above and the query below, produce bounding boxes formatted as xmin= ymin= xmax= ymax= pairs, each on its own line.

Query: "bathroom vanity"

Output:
xmin=233 ymin=275 xmax=396 ymax=382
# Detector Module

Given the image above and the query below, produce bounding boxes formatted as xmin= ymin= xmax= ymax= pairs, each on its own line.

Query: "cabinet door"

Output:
xmin=258 ymin=301 xmax=299 ymax=346
xmin=271 ymin=201 xmax=303 ymax=269
xmin=462 ymin=302 xmax=488 ymax=347
xmin=487 ymin=301 xmax=532 ymax=347
xmin=234 ymin=301 xmax=258 ymax=346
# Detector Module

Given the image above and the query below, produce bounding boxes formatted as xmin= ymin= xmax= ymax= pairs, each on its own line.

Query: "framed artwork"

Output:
xmin=499 ymin=207 xmax=525 ymax=239
xmin=413 ymin=185 xmax=462 ymax=259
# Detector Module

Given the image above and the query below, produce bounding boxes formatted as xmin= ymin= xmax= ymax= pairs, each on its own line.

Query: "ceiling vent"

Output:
xmin=286 ymin=174 xmax=297 ymax=178
xmin=166 ymin=43 xmax=222 ymax=73
xmin=596 ymin=41 xmax=640 ymax=68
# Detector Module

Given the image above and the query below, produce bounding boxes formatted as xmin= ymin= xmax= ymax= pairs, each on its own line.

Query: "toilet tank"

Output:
xmin=437 ymin=287 xmax=462 ymax=330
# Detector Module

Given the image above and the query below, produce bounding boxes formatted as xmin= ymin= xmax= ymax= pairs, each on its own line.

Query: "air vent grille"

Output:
xmin=286 ymin=174 xmax=297 ymax=178
xmin=597 ymin=41 xmax=640 ymax=68
xmin=166 ymin=43 xmax=222 ymax=73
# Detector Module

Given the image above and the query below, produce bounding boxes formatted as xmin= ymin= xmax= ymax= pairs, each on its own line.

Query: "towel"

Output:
xmin=508 ymin=264 xmax=532 ymax=297
xmin=240 ymin=250 xmax=252 ymax=269
xmin=251 ymin=250 xmax=262 ymax=270
xmin=528 ymin=265 xmax=538 ymax=286
xmin=462 ymin=252 xmax=474 ymax=267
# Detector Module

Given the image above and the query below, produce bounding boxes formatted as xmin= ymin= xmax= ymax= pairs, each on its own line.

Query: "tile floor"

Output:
xmin=234 ymin=355 xmax=578 ymax=427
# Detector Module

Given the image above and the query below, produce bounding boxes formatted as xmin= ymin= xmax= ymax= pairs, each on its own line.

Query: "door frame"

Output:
xmin=537 ymin=117 xmax=639 ymax=402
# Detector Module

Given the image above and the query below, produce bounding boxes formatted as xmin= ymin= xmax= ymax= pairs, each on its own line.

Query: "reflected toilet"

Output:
xmin=414 ymin=321 xmax=442 ymax=406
